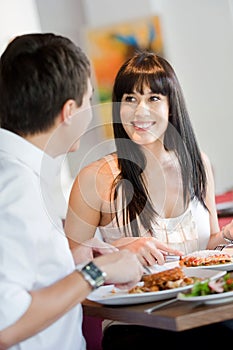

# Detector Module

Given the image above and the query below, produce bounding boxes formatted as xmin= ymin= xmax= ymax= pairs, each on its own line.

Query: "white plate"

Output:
xmin=87 ymin=268 xmax=226 ymax=305
xmin=178 ymin=290 xmax=233 ymax=305
xmin=180 ymin=249 xmax=233 ymax=271
xmin=183 ymin=262 xmax=233 ymax=272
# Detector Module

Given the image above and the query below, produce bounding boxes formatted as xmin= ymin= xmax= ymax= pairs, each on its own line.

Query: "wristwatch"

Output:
xmin=77 ymin=261 xmax=107 ymax=290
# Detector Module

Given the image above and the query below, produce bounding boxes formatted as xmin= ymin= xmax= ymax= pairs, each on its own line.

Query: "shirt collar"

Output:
xmin=0 ymin=128 xmax=59 ymax=186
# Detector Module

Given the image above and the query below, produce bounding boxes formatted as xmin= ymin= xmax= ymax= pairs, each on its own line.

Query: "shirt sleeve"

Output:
xmin=0 ymin=167 xmax=39 ymax=329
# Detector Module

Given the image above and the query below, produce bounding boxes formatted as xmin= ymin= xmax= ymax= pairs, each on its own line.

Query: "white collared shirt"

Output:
xmin=0 ymin=129 xmax=86 ymax=350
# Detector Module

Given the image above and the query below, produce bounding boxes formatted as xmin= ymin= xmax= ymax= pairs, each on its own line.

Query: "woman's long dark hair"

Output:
xmin=111 ymin=50 xmax=207 ymax=236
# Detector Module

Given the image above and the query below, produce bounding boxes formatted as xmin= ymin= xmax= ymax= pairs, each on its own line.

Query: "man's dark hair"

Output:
xmin=0 ymin=33 xmax=90 ymax=135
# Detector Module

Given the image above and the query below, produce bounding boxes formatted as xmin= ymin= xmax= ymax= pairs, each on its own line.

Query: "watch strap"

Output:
xmin=77 ymin=261 xmax=106 ymax=290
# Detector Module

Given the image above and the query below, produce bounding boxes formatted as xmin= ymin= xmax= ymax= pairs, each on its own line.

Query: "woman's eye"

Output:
xmin=150 ymin=95 xmax=160 ymax=102
xmin=123 ymin=95 xmax=136 ymax=102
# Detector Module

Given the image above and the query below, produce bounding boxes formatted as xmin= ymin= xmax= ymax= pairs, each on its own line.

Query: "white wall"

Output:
xmin=0 ymin=0 xmax=41 ymax=55
xmin=35 ymin=0 xmax=85 ymax=46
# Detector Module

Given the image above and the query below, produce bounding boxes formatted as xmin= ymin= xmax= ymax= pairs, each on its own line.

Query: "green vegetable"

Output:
xmin=184 ymin=280 xmax=211 ymax=297
xmin=183 ymin=272 xmax=233 ymax=297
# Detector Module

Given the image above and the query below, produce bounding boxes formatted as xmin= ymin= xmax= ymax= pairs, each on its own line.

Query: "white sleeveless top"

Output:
xmin=99 ymin=155 xmax=210 ymax=255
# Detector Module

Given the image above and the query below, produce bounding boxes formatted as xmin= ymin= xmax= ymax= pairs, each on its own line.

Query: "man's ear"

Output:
xmin=61 ymin=99 xmax=77 ymax=125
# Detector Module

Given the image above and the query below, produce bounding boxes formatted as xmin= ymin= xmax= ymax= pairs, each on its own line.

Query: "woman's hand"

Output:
xmin=112 ymin=237 xmax=183 ymax=266
xmin=222 ymin=220 xmax=233 ymax=242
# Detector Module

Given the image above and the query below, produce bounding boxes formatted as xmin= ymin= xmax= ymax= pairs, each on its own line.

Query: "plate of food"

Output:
xmin=87 ymin=266 xmax=226 ymax=305
xmin=179 ymin=250 xmax=233 ymax=271
xmin=178 ymin=272 xmax=233 ymax=305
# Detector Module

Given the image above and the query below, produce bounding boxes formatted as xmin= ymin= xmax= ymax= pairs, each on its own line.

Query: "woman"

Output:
xmin=65 ymin=50 xmax=233 ymax=265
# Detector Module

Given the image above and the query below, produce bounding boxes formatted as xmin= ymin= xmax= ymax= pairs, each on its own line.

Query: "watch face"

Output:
xmin=81 ymin=262 xmax=106 ymax=288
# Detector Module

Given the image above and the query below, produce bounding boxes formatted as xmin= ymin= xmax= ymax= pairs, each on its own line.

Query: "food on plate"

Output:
xmin=128 ymin=266 xmax=200 ymax=294
xmin=180 ymin=272 xmax=233 ymax=297
xmin=179 ymin=250 xmax=233 ymax=267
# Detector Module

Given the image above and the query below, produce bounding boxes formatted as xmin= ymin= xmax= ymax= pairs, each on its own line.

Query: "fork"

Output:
xmin=214 ymin=243 xmax=233 ymax=251
xmin=144 ymin=297 xmax=178 ymax=313
xmin=143 ymin=266 xmax=152 ymax=274
xmin=214 ymin=244 xmax=226 ymax=251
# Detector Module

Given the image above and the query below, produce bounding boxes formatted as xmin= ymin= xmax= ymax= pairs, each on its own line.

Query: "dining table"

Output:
xmin=82 ymin=248 xmax=233 ymax=332
xmin=82 ymin=293 xmax=233 ymax=332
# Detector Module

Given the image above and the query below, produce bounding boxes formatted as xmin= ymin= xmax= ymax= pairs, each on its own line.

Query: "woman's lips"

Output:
xmin=131 ymin=121 xmax=156 ymax=130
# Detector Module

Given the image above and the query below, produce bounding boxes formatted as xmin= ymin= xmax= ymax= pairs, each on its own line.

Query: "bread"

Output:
xmin=129 ymin=266 xmax=194 ymax=294
xmin=142 ymin=266 xmax=184 ymax=287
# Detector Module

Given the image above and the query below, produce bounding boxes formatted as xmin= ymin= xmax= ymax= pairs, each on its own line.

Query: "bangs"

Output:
xmin=116 ymin=71 xmax=171 ymax=99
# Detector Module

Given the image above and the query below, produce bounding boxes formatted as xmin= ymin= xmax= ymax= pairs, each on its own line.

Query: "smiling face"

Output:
xmin=120 ymin=85 xmax=169 ymax=146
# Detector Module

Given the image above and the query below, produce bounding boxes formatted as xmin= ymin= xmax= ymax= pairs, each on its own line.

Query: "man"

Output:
xmin=0 ymin=33 xmax=144 ymax=350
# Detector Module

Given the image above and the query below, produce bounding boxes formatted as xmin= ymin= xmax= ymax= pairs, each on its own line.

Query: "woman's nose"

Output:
xmin=135 ymin=101 xmax=150 ymax=116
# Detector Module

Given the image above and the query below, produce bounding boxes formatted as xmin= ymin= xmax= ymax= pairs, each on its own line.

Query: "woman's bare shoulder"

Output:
xmin=201 ymin=151 xmax=210 ymax=162
xmin=75 ymin=153 xmax=118 ymax=186
xmin=200 ymin=151 xmax=212 ymax=171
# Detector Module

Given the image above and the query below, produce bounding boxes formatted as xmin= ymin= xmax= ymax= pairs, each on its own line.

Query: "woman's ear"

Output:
xmin=62 ymin=99 xmax=77 ymax=125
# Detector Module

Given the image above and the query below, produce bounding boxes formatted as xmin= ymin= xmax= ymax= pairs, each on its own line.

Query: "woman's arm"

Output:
xmin=202 ymin=153 xmax=233 ymax=248
xmin=70 ymin=237 xmax=118 ymax=265
xmin=65 ymin=164 xmax=104 ymax=249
